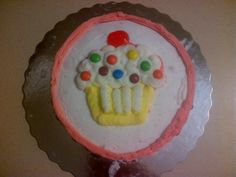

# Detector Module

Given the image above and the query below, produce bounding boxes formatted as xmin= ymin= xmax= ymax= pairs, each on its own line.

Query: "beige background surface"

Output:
xmin=0 ymin=0 xmax=235 ymax=177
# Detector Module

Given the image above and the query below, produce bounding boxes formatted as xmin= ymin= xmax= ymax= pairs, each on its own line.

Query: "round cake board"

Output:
xmin=22 ymin=2 xmax=212 ymax=177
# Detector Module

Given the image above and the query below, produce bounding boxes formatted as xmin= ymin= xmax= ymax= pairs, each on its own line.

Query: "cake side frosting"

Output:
xmin=51 ymin=12 xmax=195 ymax=160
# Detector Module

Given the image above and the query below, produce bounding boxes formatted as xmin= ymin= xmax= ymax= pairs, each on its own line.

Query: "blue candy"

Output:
xmin=113 ymin=69 xmax=124 ymax=79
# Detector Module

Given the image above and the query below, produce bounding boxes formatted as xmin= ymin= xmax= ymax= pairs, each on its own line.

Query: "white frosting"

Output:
xmin=133 ymin=84 xmax=143 ymax=112
xmin=58 ymin=20 xmax=187 ymax=153
xmin=100 ymin=85 xmax=110 ymax=112
xmin=112 ymin=88 xmax=122 ymax=113
xmin=76 ymin=44 xmax=164 ymax=90
xmin=122 ymin=86 xmax=131 ymax=113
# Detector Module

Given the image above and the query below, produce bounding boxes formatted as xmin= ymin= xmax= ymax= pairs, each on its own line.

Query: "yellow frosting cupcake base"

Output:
xmin=85 ymin=84 xmax=154 ymax=126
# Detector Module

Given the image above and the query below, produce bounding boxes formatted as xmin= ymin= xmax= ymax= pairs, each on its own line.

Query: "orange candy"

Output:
xmin=80 ymin=71 xmax=91 ymax=81
xmin=153 ymin=69 xmax=163 ymax=79
xmin=107 ymin=55 xmax=117 ymax=65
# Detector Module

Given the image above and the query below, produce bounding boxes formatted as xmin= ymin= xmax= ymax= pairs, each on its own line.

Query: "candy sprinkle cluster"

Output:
xmin=76 ymin=44 xmax=164 ymax=90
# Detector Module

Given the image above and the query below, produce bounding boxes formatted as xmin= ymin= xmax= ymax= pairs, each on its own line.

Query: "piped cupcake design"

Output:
xmin=75 ymin=31 xmax=165 ymax=126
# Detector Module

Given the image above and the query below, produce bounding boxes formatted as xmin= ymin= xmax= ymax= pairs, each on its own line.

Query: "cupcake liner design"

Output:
xmin=75 ymin=30 xmax=165 ymax=126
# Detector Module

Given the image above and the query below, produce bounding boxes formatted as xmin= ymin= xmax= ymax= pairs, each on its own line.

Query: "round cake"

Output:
xmin=23 ymin=2 xmax=212 ymax=176
xmin=51 ymin=12 xmax=195 ymax=160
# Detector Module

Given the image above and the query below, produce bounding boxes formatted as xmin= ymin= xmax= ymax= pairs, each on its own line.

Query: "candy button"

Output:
xmin=80 ymin=71 xmax=91 ymax=81
xmin=107 ymin=55 xmax=117 ymax=65
xmin=153 ymin=69 xmax=163 ymax=79
xmin=129 ymin=73 xmax=139 ymax=84
xmin=99 ymin=66 xmax=109 ymax=76
xmin=113 ymin=69 xmax=124 ymax=79
xmin=140 ymin=60 xmax=151 ymax=71
xmin=127 ymin=49 xmax=139 ymax=60
xmin=90 ymin=53 xmax=101 ymax=63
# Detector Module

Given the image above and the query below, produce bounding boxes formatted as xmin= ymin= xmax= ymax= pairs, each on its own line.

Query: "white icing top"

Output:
xmin=75 ymin=44 xmax=164 ymax=90
xmin=58 ymin=20 xmax=187 ymax=153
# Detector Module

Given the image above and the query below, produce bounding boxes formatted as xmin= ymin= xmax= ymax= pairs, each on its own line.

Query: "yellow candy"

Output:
xmin=127 ymin=49 xmax=139 ymax=60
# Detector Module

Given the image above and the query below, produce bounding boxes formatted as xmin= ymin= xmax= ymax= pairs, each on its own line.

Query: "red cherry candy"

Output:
xmin=153 ymin=69 xmax=163 ymax=79
xmin=99 ymin=66 xmax=109 ymax=76
xmin=107 ymin=55 xmax=117 ymax=65
xmin=107 ymin=30 xmax=129 ymax=47
xmin=80 ymin=71 xmax=91 ymax=81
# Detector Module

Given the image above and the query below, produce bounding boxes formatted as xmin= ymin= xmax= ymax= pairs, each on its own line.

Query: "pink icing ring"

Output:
xmin=51 ymin=12 xmax=195 ymax=160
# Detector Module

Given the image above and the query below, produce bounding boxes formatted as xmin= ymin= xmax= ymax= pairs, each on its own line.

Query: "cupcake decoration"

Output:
xmin=75 ymin=30 xmax=165 ymax=126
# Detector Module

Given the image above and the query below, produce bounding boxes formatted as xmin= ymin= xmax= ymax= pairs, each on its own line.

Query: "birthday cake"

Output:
xmin=51 ymin=12 xmax=195 ymax=160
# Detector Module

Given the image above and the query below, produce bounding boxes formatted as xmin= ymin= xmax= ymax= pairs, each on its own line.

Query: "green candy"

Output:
xmin=140 ymin=60 xmax=151 ymax=71
xmin=90 ymin=53 xmax=101 ymax=63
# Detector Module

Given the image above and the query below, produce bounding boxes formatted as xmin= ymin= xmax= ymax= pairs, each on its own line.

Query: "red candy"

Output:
xmin=80 ymin=71 xmax=91 ymax=81
xmin=129 ymin=73 xmax=139 ymax=84
xmin=107 ymin=55 xmax=117 ymax=65
xmin=153 ymin=69 xmax=163 ymax=79
xmin=107 ymin=30 xmax=129 ymax=47
xmin=99 ymin=66 xmax=109 ymax=76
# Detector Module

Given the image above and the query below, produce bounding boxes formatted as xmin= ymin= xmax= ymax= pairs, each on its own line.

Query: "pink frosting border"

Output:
xmin=51 ymin=12 xmax=195 ymax=160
